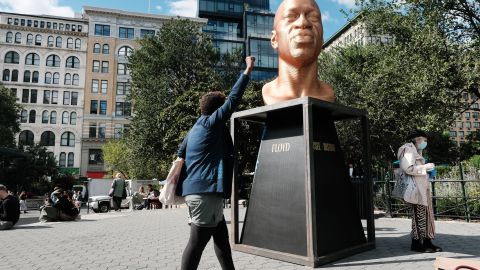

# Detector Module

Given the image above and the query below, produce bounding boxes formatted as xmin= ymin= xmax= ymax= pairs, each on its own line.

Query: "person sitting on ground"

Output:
xmin=52 ymin=190 xmax=79 ymax=221
xmin=0 ymin=184 xmax=20 ymax=230
xmin=50 ymin=186 xmax=62 ymax=205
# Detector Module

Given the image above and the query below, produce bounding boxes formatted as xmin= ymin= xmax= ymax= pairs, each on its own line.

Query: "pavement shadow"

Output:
xmin=326 ymin=230 xmax=480 ymax=268
xmin=16 ymin=217 xmax=40 ymax=226
xmin=14 ymin=225 xmax=51 ymax=230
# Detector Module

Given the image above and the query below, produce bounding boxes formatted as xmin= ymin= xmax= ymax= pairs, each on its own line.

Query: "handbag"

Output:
xmin=160 ymin=158 xmax=186 ymax=205
xmin=392 ymin=169 xmax=421 ymax=204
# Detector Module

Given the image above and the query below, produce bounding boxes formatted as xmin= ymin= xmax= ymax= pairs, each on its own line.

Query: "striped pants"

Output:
xmin=411 ymin=186 xmax=435 ymax=240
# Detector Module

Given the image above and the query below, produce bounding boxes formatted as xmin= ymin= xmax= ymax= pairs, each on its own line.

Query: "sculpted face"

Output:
xmin=272 ymin=0 xmax=324 ymax=67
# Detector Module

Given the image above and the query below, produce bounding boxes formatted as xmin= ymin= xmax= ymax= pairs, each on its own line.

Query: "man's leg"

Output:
xmin=181 ymin=224 xmax=213 ymax=270
xmin=0 ymin=221 xmax=14 ymax=230
xmin=212 ymin=219 xmax=235 ymax=270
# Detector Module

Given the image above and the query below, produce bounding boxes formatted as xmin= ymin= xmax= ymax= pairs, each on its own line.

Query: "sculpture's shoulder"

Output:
xmin=315 ymin=80 xmax=335 ymax=102
xmin=262 ymin=79 xmax=277 ymax=105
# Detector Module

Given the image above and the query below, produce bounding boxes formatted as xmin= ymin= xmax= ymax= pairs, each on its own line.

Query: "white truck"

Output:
xmin=80 ymin=179 xmax=159 ymax=213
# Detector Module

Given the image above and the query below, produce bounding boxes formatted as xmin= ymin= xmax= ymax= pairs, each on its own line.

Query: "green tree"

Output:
xmin=0 ymin=84 xmax=21 ymax=147
xmin=459 ymin=130 xmax=480 ymax=160
xmin=102 ymin=139 xmax=131 ymax=177
xmin=319 ymin=2 xmax=473 ymax=164
xmin=126 ymin=19 xmax=243 ymax=178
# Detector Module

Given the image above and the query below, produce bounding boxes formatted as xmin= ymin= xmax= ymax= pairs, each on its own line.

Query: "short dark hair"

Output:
xmin=0 ymin=184 xmax=6 ymax=191
xmin=200 ymin=91 xmax=226 ymax=115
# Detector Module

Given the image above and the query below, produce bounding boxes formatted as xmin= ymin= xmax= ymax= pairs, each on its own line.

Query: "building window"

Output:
xmin=32 ymin=71 xmax=39 ymax=83
xmin=466 ymin=122 xmax=472 ymax=128
xmin=40 ymin=131 xmax=55 ymax=146
xmin=44 ymin=72 xmax=52 ymax=84
xmin=474 ymin=122 xmax=479 ymax=128
xmin=19 ymin=130 xmax=34 ymax=145
xmin=98 ymin=124 xmax=106 ymax=138
xmin=4 ymin=51 xmax=20 ymax=64
xmin=62 ymin=111 xmax=69 ymax=124
xmin=71 ymin=92 xmax=78 ymax=105
xmin=60 ymin=132 xmax=75 ymax=146
xmin=472 ymin=103 xmax=479 ymax=109
xmin=101 ymin=61 xmax=109 ymax=73
xmin=55 ymin=36 xmax=62 ymax=47
xmin=47 ymin=36 xmax=54 ymax=47
xmin=67 ymin=153 xmax=74 ymax=167
xmin=64 ymin=73 xmax=71 ymax=85
xmin=91 ymin=79 xmax=99 ymax=93
xmin=93 ymin=43 xmax=100 ymax=53
xmin=53 ymin=72 xmax=60 ymax=84
xmin=459 ymin=131 xmax=465 ymax=138
xmin=70 ymin=112 xmax=77 ymax=125
xmin=6 ymin=32 xmax=13 ymax=43
xmin=43 ymin=90 xmax=50 ymax=104
xmin=92 ymin=60 xmax=100 ymax=72
xmin=119 ymin=27 xmax=134 ymax=39
xmin=90 ymin=100 xmax=98 ymax=114
xmin=99 ymin=101 xmax=107 ymax=115
xmin=140 ymin=29 xmax=156 ymax=38
xmin=88 ymin=149 xmax=103 ymax=165
xmin=116 ymin=82 xmax=131 ymax=95
xmin=63 ymin=91 xmax=70 ymax=105
xmin=42 ymin=110 xmax=49 ymax=124
xmin=26 ymin=34 xmax=33 ymax=45
xmin=102 ymin=44 xmax=110 ymax=54
xmin=66 ymin=56 xmax=80 ymax=68
xmin=75 ymin=39 xmax=81 ymax=49
xmin=35 ymin=34 xmax=42 ymax=46
xmin=89 ymin=123 xmax=97 ymax=138
xmin=95 ymin=24 xmax=110 ymax=36
xmin=25 ymin=53 xmax=40 ymax=65
xmin=67 ymin=38 xmax=73 ymax=48
xmin=50 ymin=111 xmax=57 ymax=124
xmin=117 ymin=63 xmax=129 ymax=75
xmin=118 ymin=46 xmax=133 ymax=56
xmin=29 ymin=110 xmax=36 ymax=123
xmin=11 ymin=70 xmax=18 ymax=82
xmin=23 ymin=71 xmax=31 ymax=83
xmin=20 ymin=110 xmax=28 ymax=123
xmin=52 ymin=90 xmax=58 ymax=104
xmin=30 ymin=90 xmax=37 ymax=103
xmin=59 ymin=152 xmax=66 ymax=167
xmin=115 ymin=102 xmax=132 ymax=116
xmin=46 ymin=55 xmax=61 ymax=67
xmin=72 ymin=74 xmax=79 ymax=86
xmin=53 ymin=22 xmax=57 ymax=29
xmin=465 ymin=112 xmax=471 ymax=118
xmin=22 ymin=89 xmax=29 ymax=103
xmin=14 ymin=32 xmax=21 ymax=44
xmin=473 ymin=112 xmax=479 ymax=119
xmin=101 ymin=80 xmax=108 ymax=94
xmin=2 ymin=69 xmax=10 ymax=81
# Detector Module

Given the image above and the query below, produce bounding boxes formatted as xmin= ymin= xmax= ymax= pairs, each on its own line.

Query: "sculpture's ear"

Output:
xmin=271 ymin=30 xmax=278 ymax=49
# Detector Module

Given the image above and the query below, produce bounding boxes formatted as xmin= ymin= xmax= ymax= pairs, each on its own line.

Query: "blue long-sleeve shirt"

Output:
xmin=177 ymin=73 xmax=250 ymax=198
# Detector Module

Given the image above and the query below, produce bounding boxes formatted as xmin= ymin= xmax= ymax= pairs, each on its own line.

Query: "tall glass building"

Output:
xmin=198 ymin=0 xmax=278 ymax=81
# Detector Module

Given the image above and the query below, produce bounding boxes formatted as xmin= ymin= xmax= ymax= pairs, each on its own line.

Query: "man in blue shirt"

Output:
xmin=178 ymin=56 xmax=255 ymax=270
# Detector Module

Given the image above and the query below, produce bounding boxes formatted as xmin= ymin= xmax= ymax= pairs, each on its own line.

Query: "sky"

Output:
xmin=0 ymin=0 xmax=358 ymax=41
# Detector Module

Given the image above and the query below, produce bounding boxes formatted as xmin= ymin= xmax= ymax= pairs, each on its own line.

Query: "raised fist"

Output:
xmin=246 ymin=56 xmax=255 ymax=70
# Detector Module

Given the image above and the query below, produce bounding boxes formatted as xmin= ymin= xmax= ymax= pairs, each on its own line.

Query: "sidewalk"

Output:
xmin=1 ymin=208 xmax=479 ymax=270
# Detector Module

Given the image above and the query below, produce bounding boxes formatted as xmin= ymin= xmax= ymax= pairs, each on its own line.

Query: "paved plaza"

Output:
xmin=1 ymin=207 xmax=479 ymax=270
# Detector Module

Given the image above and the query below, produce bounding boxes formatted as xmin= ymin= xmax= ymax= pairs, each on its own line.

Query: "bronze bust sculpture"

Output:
xmin=262 ymin=0 xmax=335 ymax=105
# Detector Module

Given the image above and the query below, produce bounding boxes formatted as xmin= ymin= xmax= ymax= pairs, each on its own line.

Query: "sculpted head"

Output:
xmin=272 ymin=0 xmax=324 ymax=67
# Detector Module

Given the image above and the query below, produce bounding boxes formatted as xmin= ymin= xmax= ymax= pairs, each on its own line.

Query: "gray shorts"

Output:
xmin=185 ymin=194 xmax=224 ymax=227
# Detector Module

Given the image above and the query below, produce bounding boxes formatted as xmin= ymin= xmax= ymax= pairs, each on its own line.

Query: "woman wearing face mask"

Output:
xmin=397 ymin=129 xmax=442 ymax=253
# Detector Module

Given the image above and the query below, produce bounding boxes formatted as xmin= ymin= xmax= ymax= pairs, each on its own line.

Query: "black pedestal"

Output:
xmin=230 ymin=97 xmax=375 ymax=267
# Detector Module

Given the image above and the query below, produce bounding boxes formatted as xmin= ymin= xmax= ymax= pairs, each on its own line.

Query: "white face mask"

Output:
xmin=417 ymin=141 xmax=427 ymax=150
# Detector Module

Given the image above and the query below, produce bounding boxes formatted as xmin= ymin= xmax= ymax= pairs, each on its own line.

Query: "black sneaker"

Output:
xmin=411 ymin=239 xmax=434 ymax=253
xmin=424 ymin=239 xmax=443 ymax=252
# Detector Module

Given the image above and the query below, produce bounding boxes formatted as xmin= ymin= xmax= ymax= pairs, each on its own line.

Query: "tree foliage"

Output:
xmin=319 ymin=1 xmax=477 ymax=164
xmin=126 ymin=19 xmax=245 ymax=178
xmin=0 ymin=84 xmax=21 ymax=147
xmin=102 ymin=139 xmax=131 ymax=177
